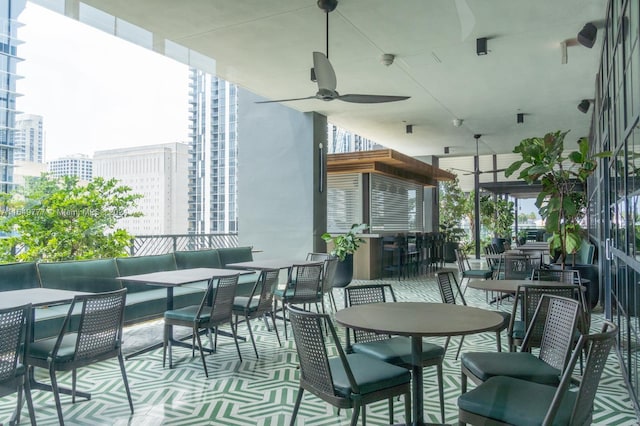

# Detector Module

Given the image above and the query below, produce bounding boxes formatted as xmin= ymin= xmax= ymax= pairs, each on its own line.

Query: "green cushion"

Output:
xmin=328 ymin=353 xmax=410 ymax=397
xmin=174 ymin=249 xmax=222 ymax=269
xmin=0 ymin=262 xmax=40 ymax=290
xmin=164 ymin=305 xmax=211 ymax=323
xmin=461 ymin=352 xmax=561 ymax=385
xmin=458 ymin=376 xmax=577 ymax=426
xmin=38 ymin=259 xmax=122 ymax=292
xmin=273 ymin=288 xmax=294 ymax=298
xmin=116 ymin=254 xmax=177 ymax=293
xmin=463 ymin=269 xmax=493 ymax=279
xmin=29 ymin=334 xmax=79 ymax=362
xmin=352 ymin=336 xmax=444 ymax=366
xmin=232 ymin=296 xmax=257 ymax=312
xmin=217 ymin=247 xmax=253 ymax=266
xmin=123 ymin=286 xmax=204 ymax=325
xmin=511 ymin=320 xmax=525 ymax=340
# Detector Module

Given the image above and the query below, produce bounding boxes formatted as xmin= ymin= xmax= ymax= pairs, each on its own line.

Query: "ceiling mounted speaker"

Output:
xmin=577 ymin=23 xmax=597 ymax=48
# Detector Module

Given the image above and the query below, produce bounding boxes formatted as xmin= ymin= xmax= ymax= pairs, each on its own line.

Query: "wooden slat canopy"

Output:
xmin=327 ymin=149 xmax=456 ymax=186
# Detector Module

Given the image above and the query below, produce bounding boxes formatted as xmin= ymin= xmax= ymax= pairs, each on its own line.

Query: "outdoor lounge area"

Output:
xmin=0 ymin=271 xmax=635 ymax=425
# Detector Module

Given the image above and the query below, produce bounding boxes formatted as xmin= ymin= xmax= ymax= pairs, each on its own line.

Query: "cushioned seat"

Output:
xmin=352 ymin=337 xmax=445 ymax=366
xmin=460 ymin=352 xmax=561 ymax=385
xmin=328 ymin=353 xmax=411 ymax=397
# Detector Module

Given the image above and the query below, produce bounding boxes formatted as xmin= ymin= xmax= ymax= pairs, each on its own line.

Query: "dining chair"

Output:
xmin=507 ymin=283 xmax=583 ymax=352
xmin=306 ymin=253 xmax=340 ymax=313
xmin=436 ymin=271 xmax=509 ymax=359
xmin=274 ymin=263 xmax=323 ymax=340
xmin=343 ymin=284 xmax=445 ymax=423
xmin=26 ymin=289 xmax=133 ymax=426
xmin=461 ymin=294 xmax=581 ymax=395
xmin=0 ymin=303 xmax=36 ymax=426
xmin=232 ymin=269 xmax=281 ymax=358
xmin=502 ymin=254 xmax=539 ymax=280
xmin=287 ymin=304 xmax=411 ymax=426
xmin=163 ymin=274 xmax=242 ymax=377
xmin=455 ymin=249 xmax=493 ymax=293
xmin=458 ymin=321 xmax=618 ymax=425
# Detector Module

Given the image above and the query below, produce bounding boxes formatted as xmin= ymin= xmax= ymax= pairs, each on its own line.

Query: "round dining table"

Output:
xmin=334 ymin=302 xmax=504 ymax=426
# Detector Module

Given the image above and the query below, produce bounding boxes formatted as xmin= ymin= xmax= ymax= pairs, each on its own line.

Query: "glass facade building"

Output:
xmin=0 ymin=0 xmax=25 ymax=193
xmin=188 ymin=69 xmax=238 ymax=234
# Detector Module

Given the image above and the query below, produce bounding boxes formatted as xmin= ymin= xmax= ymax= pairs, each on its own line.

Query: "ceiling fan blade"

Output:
xmin=337 ymin=94 xmax=410 ymax=103
xmin=254 ymin=95 xmax=317 ymax=104
xmin=313 ymin=51 xmax=337 ymax=92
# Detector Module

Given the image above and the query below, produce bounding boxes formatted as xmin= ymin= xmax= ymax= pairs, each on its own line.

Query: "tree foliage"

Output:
xmin=0 ymin=174 xmax=143 ymax=262
xmin=439 ymin=176 xmax=473 ymax=243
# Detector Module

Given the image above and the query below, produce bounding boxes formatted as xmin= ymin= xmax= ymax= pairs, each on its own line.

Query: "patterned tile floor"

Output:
xmin=1 ymin=273 xmax=638 ymax=425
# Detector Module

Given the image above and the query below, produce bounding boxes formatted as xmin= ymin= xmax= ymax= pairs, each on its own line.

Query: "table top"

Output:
xmin=117 ymin=267 xmax=246 ymax=287
xmin=334 ymin=302 xmax=504 ymax=337
xmin=226 ymin=259 xmax=322 ymax=270
xmin=467 ymin=279 xmax=585 ymax=293
xmin=0 ymin=288 xmax=91 ymax=310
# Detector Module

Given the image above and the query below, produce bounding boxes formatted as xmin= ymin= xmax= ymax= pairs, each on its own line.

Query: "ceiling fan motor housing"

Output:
xmin=317 ymin=0 xmax=338 ymax=12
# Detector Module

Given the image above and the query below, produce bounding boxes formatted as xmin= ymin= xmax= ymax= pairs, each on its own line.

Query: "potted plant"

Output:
xmin=321 ymin=223 xmax=368 ymax=287
xmin=439 ymin=176 xmax=472 ymax=258
xmin=480 ymin=195 xmax=515 ymax=252
xmin=505 ymin=130 xmax=609 ymax=268
xmin=439 ymin=220 xmax=465 ymax=262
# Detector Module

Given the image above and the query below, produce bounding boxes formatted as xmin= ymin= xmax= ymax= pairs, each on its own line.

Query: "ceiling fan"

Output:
xmin=255 ymin=0 xmax=410 ymax=105
xmin=450 ymin=134 xmax=506 ymax=176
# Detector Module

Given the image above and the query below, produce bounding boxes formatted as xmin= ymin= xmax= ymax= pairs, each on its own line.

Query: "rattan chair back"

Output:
xmin=503 ymin=254 xmax=538 ymax=280
xmin=343 ymin=284 xmax=396 ymax=346
xmin=201 ymin=274 xmax=240 ymax=326
xmin=251 ymin=269 xmax=280 ymax=317
xmin=436 ymin=271 xmax=466 ymax=306
xmin=288 ymin=263 xmax=323 ymax=303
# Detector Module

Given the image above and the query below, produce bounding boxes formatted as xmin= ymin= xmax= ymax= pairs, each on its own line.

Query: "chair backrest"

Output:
xmin=514 ymin=284 xmax=580 ymax=349
xmin=521 ymin=294 xmax=581 ymax=371
xmin=455 ymin=249 xmax=470 ymax=273
xmin=289 ymin=263 xmax=323 ymax=303
xmin=306 ymin=252 xmax=330 ymax=261
xmin=321 ymin=256 xmax=339 ymax=293
xmin=288 ymin=304 xmax=357 ymax=399
xmin=62 ymin=289 xmax=127 ymax=362
xmin=0 ymin=303 xmax=31 ymax=386
xmin=436 ymin=271 xmax=466 ymax=306
xmin=201 ymin=274 xmax=240 ymax=325
xmin=344 ymin=284 xmax=396 ymax=346
xmin=544 ymin=321 xmax=618 ymax=425
xmin=503 ymin=254 xmax=537 ymax=280
xmin=248 ymin=269 xmax=280 ymax=316
xmin=532 ymin=268 xmax=580 ymax=285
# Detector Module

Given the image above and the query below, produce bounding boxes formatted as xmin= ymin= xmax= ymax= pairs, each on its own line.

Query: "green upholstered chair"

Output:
xmin=232 ymin=269 xmax=281 ymax=358
xmin=436 ymin=271 xmax=509 ymax=359
xmin=273 ymin=263 xmax=323 ymax=340
xmin=455 ymin=248 xmax=493 ymax=293
xmin=163 ymin=274 xmax=241 ymax=377
xmin=26 ymin=289 xmax=133 ymax=426
xmin=343 ymin=284 xmax=445 ymax=424
xmin=0 ymin=303 xmax=36 ymax=426
xmin=287 ymin=305 xmax=411 ymax=426
xmin=458 ymin=321 xmax=618 ymax=426
xmin=306 ymin=253 xmax=340 ymax=313
xmin=461 ymin=294 xmax=581 ymax=395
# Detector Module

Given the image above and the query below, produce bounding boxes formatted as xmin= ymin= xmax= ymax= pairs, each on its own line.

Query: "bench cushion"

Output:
xmin=174 ymin=249 xmax=222 ymax=269
xmin=0 ymin=262 xmax=40 ymax=291
xmin=123 ymin=286 xmax=204 ymax=325
xmin=38 ymin=259 xmax=122 ymax=292
xmin=116 ymin=254 xmax=177 ymax=293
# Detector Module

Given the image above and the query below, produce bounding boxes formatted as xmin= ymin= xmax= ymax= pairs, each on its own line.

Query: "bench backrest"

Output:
xmin=38 ymin=258 xmax=122 ymax=292
xmin=116 ymin=254 xmax=177 ymax=293
xmin=174 ymin=249 xmax=222 ymax=269
xmin=0 ymin=262 xmax=40 ymax=291
xmin=217 ymin=246 xmax=253 ymax=266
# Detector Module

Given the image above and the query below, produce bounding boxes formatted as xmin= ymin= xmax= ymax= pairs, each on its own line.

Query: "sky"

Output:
xmin=15 ymin=2 xmax=190 ymax=162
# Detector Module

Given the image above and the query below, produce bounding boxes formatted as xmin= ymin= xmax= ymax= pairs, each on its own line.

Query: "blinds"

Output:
xmin=370 ymin=174 xmax=423 ymax=232
xmin=327 ymin=173 xmax=362 ymax=233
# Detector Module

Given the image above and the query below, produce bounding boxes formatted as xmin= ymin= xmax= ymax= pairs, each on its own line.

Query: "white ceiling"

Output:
xmin=81 ymin=0 xmax=607 ymax=159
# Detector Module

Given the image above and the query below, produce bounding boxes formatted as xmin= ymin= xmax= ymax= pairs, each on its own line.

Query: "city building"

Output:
xmin=188 ymin=69 xmax=238 ymax=234
xmin=93 ymin=142 xmax=188 ymax=235
xmin=47 ymin=154 xmax=92 ymax=181
xmin=328 ymin=124 xmax=384 ymax=154
xmin=12 ymin=159 xmax=46 ymax=187
xmin=0 ymin=0 xmax=26 ymax=193
xmin=14 ymin=113 xmax=43 ymax=163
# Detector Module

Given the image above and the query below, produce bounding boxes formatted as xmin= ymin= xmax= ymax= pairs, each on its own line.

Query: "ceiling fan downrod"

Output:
xmin=317 ymin=0 xmax=337 ymax=59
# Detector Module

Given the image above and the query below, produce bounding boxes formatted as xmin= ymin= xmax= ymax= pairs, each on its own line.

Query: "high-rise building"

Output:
xmin=327 ymin=124 xmax=384 ymax=153
xmin=0 ymin=0 xmax=26 ymax=193
xmin=48 ymin=154 xmax=92 ymax=181
xmin=93 ymin=142 xmax=188 ymax=235
xmin=15 ymin=114 xmax=44 ymax=163
xmin=188 ymin=69 xmax=238 ymax=234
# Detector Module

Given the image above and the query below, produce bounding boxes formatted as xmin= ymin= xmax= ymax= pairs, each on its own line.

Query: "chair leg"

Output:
xmin=404 ymin=391 xmax=411 ymax=425
xmin=443 ymin=336 xmax=451 ymax=354
xmin=71 ymin=368 xmax=77 ymax=403
xmin=461 ymin=371 xmax=468 ymax=394
xmin=329 ymin=289 xmax=338 ymax=312
xmin=245 ymin=315 xmax=259 ymax=358
xmin=350 ymin=401 xmax=361 ymax=426
xmin=162 ymin=323 xmax=169 ymax=368
xmin=195 ymin=325 xmax=209 ymax=378
xmin=495 ymin=330 xmax=502 ymax=352
xmin=282 ymin=303 xmax=289 ymax=340
xmin=15 ymin=381 xmax=23 ymax=425
xmin=49 ymin=366 xmax=65 ymax=426
xmin=231 ymin=320 xmax=243 ymax=363
xmin=437 ymin=363 xmax=445 ymax=423
xmin=289 ymin=387 xmax=304 ymax=426
xmin=23 ymin=375 xmax=36 ymax=426
xmin=269 ymin=312 xmax=282 ymax=347
xmin=118 ymin=352 xmax=135 ymax=414
xmin=388 ymin=398 xmax=394 ymax=424
xmin=455 ymin=335 xmax=465 ymax=360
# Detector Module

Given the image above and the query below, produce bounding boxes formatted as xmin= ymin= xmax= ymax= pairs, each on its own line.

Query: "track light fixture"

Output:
xmin=476 ymin=37 xmax=488 ymax=55
xmin=577 ymin=23 xmax=597 ymax=48
xmin=578 ymin=99 xmax=592 ymax=113
xmin=406 ymin=124 xmax=413 ymax=134
xmin=517 ymin=113 xmax=524 ymax=124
